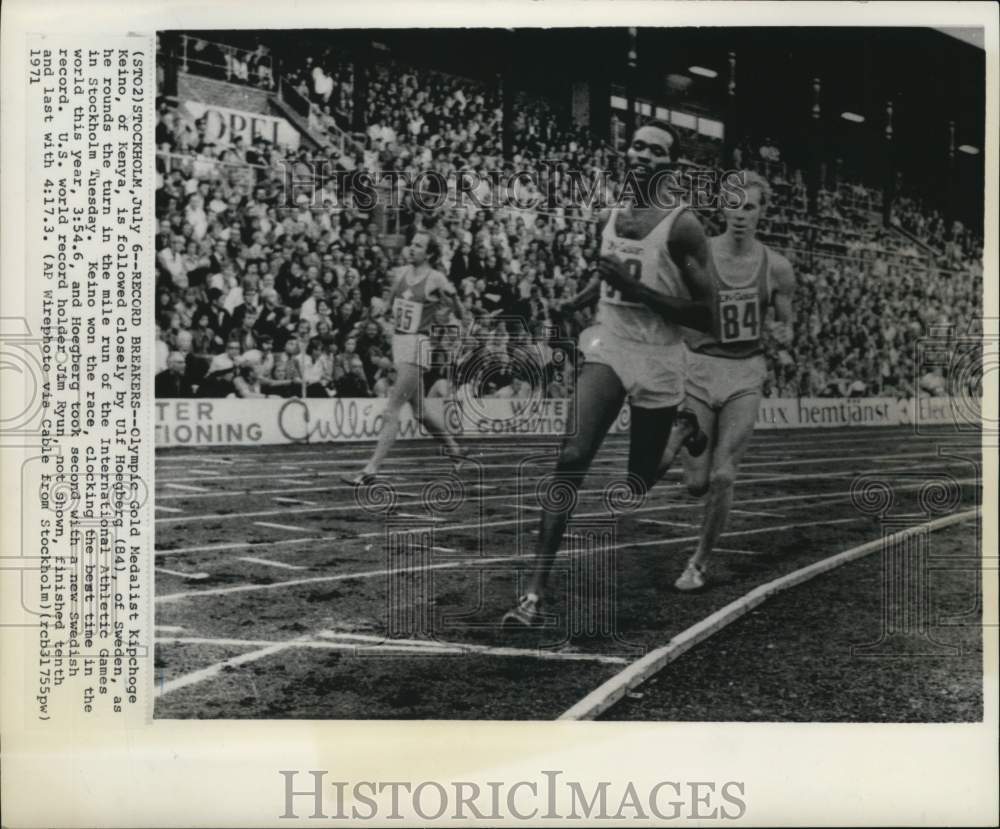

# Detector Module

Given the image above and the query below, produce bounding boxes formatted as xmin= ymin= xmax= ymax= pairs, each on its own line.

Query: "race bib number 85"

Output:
xmin=718 ymin=288 xmax=760 ymax=343
xmin=392 ymin=297 xmax=422 ymax=333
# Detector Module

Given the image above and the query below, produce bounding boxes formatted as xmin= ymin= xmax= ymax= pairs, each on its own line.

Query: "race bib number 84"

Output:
xmin=393 ymin=297 xmax=422 ymax=333
xmin=718 ymin=288 xmax=760 ymax=343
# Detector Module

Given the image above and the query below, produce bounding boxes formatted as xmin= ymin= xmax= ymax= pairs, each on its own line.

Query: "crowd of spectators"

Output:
xmin=179 ymin=37 xmax=276 ymax=90
xmin=155 ymin=44 xmax=984 ymax=403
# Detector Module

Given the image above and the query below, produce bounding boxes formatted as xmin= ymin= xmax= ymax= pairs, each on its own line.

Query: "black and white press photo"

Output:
xmin=149 ymin=24 xmax=987 ymax=721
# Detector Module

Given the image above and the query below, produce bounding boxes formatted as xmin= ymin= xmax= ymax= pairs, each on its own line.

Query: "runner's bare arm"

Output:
xmin=597 ymin=210 xmax=713 ymax=331
xmin=436 ymin=271 xmax=471 ymax=329
xmin=767 ymin=253 xmax=796 ymax=344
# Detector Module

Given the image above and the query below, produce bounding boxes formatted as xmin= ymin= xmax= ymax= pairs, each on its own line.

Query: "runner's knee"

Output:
xmin=556 ymin=440 xmax=593 ymax=476
xmin=709 ymin=463 xmax=736 ymax=492
xmin=687 ymin=479 xmax=710 ymax=497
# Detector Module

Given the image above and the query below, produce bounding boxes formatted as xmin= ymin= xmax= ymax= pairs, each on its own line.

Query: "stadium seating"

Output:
xmin=155 ymin=40 xmax=983 ymax=402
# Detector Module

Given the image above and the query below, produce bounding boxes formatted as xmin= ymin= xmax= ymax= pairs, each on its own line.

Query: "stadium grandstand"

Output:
xmin=153 ymin=27 xmax=984 ymax=403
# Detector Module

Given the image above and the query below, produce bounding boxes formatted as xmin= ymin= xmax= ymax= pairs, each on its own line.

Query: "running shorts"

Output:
xmin=392 ymin=332 xmax=432 ymax=369
xmin=684 ymin=345 xmax=766 ymax=410
xmin=579 ymin=324 xmax=685 ymax=409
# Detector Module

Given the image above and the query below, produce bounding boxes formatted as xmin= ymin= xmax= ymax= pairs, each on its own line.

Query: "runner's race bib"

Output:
xmin=392 ymin=297 xmax=422 ymax=333
xmin=717 ymin=288 xmax=760 ymax=343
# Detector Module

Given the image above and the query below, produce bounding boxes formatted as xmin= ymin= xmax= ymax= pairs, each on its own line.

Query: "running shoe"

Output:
xmin=501 ymin=593 xmax=544 ymax=627
xmin=675 ymin=410 xmax=708 ymax=458
xmin=446 ymin=447 xmax=470 ymax=472
xmin=341 ymin=471 xmax=377 ymax=486
xmin=674 ymin=560 xmax=707 ymax=591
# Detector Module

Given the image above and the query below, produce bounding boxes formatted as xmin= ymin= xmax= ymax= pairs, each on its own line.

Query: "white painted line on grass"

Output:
xmin=253 ymin=521 xmax=313 ymax=533
xmin=557 ymin=509 xmax=979 ymax=720
xmin=236 ymin=556 xmax=308 ymax=571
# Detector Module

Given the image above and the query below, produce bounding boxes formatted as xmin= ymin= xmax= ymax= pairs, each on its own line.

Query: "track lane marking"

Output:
xmin=557 ymin=509 xmax=980 ymax=720
xmin=155 ymin=476 xmax=980 ymax=557
xmin=155 ymin=460 xmax=971 ymax=521
xmin=253 ymin=521 xmax=313 ymax=533
xmin=155 ymin=449 xmax=947 ymax=484
xmin=155 ymin=567 xmax=210 ymax=581
xmin=156 ymin=516 xmax=868 ymax=603
xmin=154 ymin=473 xmax=978 ymax=555
xmin=154 ymin=634 xmax=628 ymax=666
xmin=153 ymin=429 xmax=954 ymax=464
xmin=313 ymin=631 xmax=629 ymax=664
xmin=155 ymin=639 xmax=301 ymax=697
xmin=235 ymin=556 xmax=308 ymax=571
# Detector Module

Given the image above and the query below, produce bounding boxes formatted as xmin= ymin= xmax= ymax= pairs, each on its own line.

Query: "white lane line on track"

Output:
xmin=152 ymin=429 xmax=951 ymax=464
xmin=253 ymin=521 xmax=313 ymax=533
xmin=273 ymin=497 xmax=317 ymax=506
xmin=154 ymin=452 xmax=956 ymax=503
xmin=156 ymin=476 xmax=526 ymax=501
xmin=164 ymin=483 xmax=210 ymax=492
xmin=153 ymin=449 xmax=966 ymax=498
xmin=155 ymin=625 xmax=187 ymax=633
xmin=313 ymin=631 xmax=629 ymax=664
xmin=153 ymin=635 xmax=628 ymax=696
xmin=395 ymin=512 xmax=446 ymax=522
xmin=155 ymin=639 xmax=301 ymax=697
xmin=155 ymin=476 xmax=980 ymax=558
xmin=155 ymin=459 xmax=974 ymax=524
xmin=155 ymin=450 xmax=947 ymax=484
xmin=639 ymin=518 xmax=698 ymax=528
xmin=155 ymin=505 xmax=184 ymax=513
xmin=157 ymin=456 xmax=236 ymax=464
xmin=155 ymin=567 xmax=210 ymax=580
xmin=156 ymin=516 xmax=867 ymax=603
xmin=236 ymin=556 xmax=308 ymax=571
xmin=730 ymin=508 xmax=786 ymax=518
xmin=558 ymin=509 xmax=980 ymax=720
xmin=714 ymin=547 xmax=764 ymax=556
